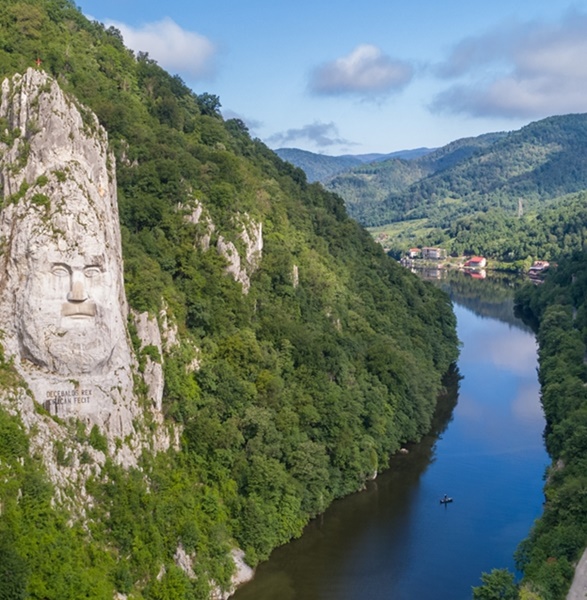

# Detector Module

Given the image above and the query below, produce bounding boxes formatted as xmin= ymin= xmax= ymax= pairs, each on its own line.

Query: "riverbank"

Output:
xmin=231 ymin=299 xmax=547 ymax=600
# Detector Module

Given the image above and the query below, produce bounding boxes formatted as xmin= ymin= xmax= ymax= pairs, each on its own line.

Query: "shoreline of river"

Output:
xmin=231 ymin=297 xmax=547 ymax=600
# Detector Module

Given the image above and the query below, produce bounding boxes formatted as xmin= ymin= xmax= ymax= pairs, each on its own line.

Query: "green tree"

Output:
xmin=472 ymin=569 xmax=519 ymax=600
xmin=0 ymin=536 xmax=28 ymax=600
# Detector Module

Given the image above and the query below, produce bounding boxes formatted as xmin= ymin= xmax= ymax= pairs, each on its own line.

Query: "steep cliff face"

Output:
xmin=0 ymin=68 xmax=170 ymax=471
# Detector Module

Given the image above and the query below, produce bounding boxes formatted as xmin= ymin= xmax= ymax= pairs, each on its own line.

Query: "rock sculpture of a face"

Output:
xmin=0 ymin=69 xmax=136 ymax=440
xmin=17 ymin=208 xmax=119 ymax=376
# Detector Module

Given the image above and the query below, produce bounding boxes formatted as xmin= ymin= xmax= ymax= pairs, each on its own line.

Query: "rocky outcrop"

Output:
xmin=0 ymin=68 xmax=249 ymax=596
xmin=1 ymin=386 xmax=106 ymax=512
xmin=181 ymin=199 xmax=263 ymax=294
xmin=169 ymin=543 xmax=253 ymax=600
xmin=292 ymin=264 xmax=299 ymax=288
xmin=0 ymin=69 xmax=168 ymax=468
xmin=217 ymin=215 xmax=263 ymax=294
xmin=182 ymin=199 xmax=215 ymax=251
xmin=132 ymin=310 xmax=164 ymax=411
xmin=173 ymin=543 xmax=196 ymax=579
xmin=228 ymin=549 xmax=254 ymax=596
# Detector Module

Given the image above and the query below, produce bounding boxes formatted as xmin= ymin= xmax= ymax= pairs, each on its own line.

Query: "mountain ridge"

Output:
xmin=274 ymin=146 xmax=435 ymax=183
xmin=325 ymin=114 xmax=587 ymax=228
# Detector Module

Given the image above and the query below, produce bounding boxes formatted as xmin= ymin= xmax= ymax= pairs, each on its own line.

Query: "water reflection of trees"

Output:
xmin=420 ymin=269 xmax=533 ymax=332
xmin=429 ymin=363 xmax=461 ymax=438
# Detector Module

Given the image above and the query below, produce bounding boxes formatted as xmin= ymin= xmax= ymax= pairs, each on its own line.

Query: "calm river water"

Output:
xmin=233 ymin=278 xmax=549 ymax=600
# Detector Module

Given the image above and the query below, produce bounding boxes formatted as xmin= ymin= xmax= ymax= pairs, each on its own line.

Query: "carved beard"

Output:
xmin=19 ymin=313 xmax=115 ymax=376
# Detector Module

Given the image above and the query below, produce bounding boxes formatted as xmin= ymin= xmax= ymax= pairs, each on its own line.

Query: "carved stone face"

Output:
xmin=18 ymin=231 xmax=120 ymax=375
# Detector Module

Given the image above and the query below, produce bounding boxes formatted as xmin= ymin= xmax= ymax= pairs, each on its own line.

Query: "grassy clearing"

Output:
xmin=368 ymin=219 xmax=439 ymax=253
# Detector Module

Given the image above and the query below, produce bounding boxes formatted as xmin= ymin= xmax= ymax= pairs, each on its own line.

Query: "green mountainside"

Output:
xmin=0 ymin=1 xmax=459 ymax=598
xmin=325 ymin=132 xmax=505 ymax=213
xmin=274 ymin=146 xmax=434 ymax=183
xmin=371 ymin=115 xmax=587 ymax=226
xmin=337 ymin=116 xmax=587 ymax=228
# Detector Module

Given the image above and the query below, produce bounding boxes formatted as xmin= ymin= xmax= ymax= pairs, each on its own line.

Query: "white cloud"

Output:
xmin=511 ymin=382 xmax=543 ymax=424
xmin=309 ymin=44 xmax=413 ymax=97
xmin=486 ymin=332 xmax=538 ymax=376
xmin=106 ymin=17 xmax=217 ymax=79
xmin=465 ymin=326 xmax=538 ymax=376
xmin=267 ymin=121 xmax=356 ymax=148
xmin=431 ymin=10 xmax=587 ymax=119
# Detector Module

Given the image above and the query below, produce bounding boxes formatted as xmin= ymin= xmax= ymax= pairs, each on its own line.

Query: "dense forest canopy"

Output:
xmin=512 ymin=254 xmax=587 ymax=599
xmin=0 ymin=1 xmax=459 ymax=598
xmin=324 ymin=132 xmax=506 ymax=216
xmin=344 ymin=115 xmax=587 ymax=228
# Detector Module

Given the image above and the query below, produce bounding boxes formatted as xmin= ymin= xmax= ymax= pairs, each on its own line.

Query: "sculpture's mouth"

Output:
xmin=61 ymin=302 xmax=97 ymax=318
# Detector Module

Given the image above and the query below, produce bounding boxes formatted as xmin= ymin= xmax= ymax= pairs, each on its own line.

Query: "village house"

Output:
xmin=407 ymin=248 xmax=421 ymax=258
xmin=528 ymin=260 xmax=550 ymax=274
xmin=464 ymin=256 xmax=487 ymax=269
xmin=421 ymin=247 xmax=446 ymax=260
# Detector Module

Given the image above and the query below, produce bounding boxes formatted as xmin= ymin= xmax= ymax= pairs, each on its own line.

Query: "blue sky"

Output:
xmin=75 ymin=1 xmax=587 ymax=155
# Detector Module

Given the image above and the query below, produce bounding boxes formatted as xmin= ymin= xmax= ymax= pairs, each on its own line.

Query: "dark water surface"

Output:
xmin=233 ymin=286 xmax=548 ymax=600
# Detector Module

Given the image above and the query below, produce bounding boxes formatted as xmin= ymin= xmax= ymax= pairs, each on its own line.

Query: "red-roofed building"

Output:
xmin=464 ymin=256 xmax=487 ymax=269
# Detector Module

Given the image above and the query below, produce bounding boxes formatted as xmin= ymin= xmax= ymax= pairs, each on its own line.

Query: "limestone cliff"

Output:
xmin=182 ymin=200 xmax=263 ymax=294
xmin=0 ymin=68 xmax=171 ymax=471
xmin=217 ymin=214 xmax=263 ymax=294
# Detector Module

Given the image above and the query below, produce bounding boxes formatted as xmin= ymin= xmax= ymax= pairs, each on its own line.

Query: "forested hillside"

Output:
xmin=349 ymin=115 xmax=587 ymax=228
xmin=438 ymin=190 xmax=587 ymax=262
xmin=0 ymin=1 xmax=459 ymax=598
xmin=325 ymin=132 xmax=505 ymax=214
xmin=512 ymin=254 xmax=587 ymax=598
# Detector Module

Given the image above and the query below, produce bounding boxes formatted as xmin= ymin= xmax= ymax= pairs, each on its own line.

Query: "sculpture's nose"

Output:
xmin=67 ymin=274 xmax=88 ymax=302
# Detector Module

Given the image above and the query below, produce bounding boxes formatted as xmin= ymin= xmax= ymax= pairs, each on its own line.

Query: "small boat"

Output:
xmin=440 ymin=496 xmax=453 ymax=504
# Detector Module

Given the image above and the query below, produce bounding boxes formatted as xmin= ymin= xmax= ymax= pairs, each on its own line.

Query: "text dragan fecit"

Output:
xmin=45 ymin=388 xmax=93 ymax=405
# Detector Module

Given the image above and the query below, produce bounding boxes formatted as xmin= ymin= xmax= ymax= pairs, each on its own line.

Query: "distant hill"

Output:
xmin=325 ymin=132 xmax=507 ymax=215
xmin=334 ymin=114 xmax=587 ymax=228
xmin=274 ymin=148 xmax=363 ymax=182
xmin=274 ymin=146 xmax=435 ymax=183
xmin=348 ymin=147 xmax=435 ymax=163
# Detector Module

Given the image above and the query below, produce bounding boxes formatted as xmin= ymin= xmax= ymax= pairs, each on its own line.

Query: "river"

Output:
xmin=233 ymin=276 xmax=549 ymax=600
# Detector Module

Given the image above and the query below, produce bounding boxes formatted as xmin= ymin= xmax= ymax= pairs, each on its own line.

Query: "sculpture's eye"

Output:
xmin=51 ymin=264 xmax=69 ymax=277
xmin=84 ymin=266 xmax=102 ymax=278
